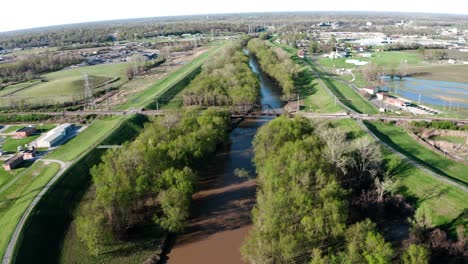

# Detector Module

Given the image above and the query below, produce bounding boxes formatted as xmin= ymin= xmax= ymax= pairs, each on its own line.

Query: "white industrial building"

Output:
xmin=35 ymin=123 xmax=73 ymax=148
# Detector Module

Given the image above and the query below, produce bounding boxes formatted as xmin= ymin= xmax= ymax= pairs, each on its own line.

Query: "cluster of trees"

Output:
xmin=247 ymin=38 xmax=299 ymax=97
xmin=76 ymin=109 xmax=229 ymax=255
xmin=410 ymin=120 xmax=467 ymax=131
xmin=126 ymin=54 xmax=166 ymax=80
xmin=183 ymin=41 xmax=259 ymax=106
xmin=242 ymin=117 xmax=436 ymax=263
xmin=0 ymin=52 xmax=82 ymax=83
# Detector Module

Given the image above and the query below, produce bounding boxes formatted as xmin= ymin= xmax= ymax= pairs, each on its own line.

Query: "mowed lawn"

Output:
xmin=0 ymin=161 xmax=60 ymax=259
xmin=271 ymin=42 xmax=342 ymax=113
xmin=0 ymin=63 xmax=128 ymax=107
xmin=322 ymin=77 xmax=378 ymax=114
xmin=332 ymin=118 xmax=467 ymax=231
xmin=47 ymin=116 xmax=123 ymax=162
xmin=116 ymin=43 xmax=224 ymax=110
xmin=364 ymin=121 xmax=468 ymax=185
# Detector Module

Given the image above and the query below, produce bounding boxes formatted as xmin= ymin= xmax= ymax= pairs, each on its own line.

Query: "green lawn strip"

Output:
xmin=12 ymin=115 xmax=148 ymax=264
xmin=115 ymin=44 xmax=224 ymax=110
xmin=332 ymin=118 xmax=467 ymax=233
xmin=0 ymin=161 xmax=60 ymax=259
xmin=322 ymin=77 xmax=378 ymax=114
xmin=2 ymin=135 xmax=40 ymax=152
xmin=47 ymin=116 xmax=123 ymax=162
xmin=2 ymin=125 xmax=23 ymax=133
xmin=364 ymin=120 xmax=468 ymax=186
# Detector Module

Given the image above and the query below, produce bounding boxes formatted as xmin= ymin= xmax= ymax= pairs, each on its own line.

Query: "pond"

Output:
xmin=381 ymin=77 xmax=468 ymax=108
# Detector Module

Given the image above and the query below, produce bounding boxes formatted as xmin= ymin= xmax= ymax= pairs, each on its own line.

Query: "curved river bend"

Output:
xmin=166 ymin=51 xmax=283 ymax=263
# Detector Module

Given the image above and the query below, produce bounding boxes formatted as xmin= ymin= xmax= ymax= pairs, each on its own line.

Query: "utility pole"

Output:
xmin=156 ymin=98 xmax=159 ymax=110
xmin=418 ymin=93 xmax=421 ymax=105
xmin=83 ymin=73 xmax=95 ymax=110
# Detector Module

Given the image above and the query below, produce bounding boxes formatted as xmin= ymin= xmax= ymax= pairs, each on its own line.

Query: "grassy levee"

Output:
xmin=47 ymin=117 xmax=123 ymax=162
xmin=271 ymin=41 xmax=376 ymax=114
xmin=364 ymin=120 xmax=468 ymax=186
xmin=0 ymin=162 xmax=61 ymax=260
xmin=10 ymin=114 xmax=148 ymax=264
xmin=333 ymin=119 xmax=468 ymax=235
xmin=115 ymin=43 xmax=224 ymax=110
xmin=271 ymin=41 xmax=342 ymax=113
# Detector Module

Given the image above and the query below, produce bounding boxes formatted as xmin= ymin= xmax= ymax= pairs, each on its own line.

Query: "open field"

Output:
xmin=333 ymin=118 xmax=468 ymax=233
xmin=318 ymin=51 xmax=424 ymax=70
xmin=0 ymin=63 xmax=128 ymax=107
xmin=2 ymin=135 xmax=40 ymax=152
xmin=0 ymin=161 xmax=60 ymax=259
xmin=364 ymin=120 xmax=468 ymax=186
xmin=47 ymin=116 xmax=124 ymax=162
xmin=115 ymin=43 xmax=224 ymax=110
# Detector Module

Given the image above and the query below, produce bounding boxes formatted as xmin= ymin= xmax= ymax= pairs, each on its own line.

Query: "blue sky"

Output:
xmin=1 ymin=0 xmax=467 ymax=32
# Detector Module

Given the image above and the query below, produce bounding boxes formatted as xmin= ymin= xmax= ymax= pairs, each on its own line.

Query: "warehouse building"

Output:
xmin=35 ymin=123 xmax=73 ymax=148
xmin=14 ymin=126 xmax=36 ymax=138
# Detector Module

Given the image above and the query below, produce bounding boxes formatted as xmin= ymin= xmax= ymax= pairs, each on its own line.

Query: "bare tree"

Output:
xmin=361 ymin=62 xmax=383 ymax=84
xmin=375 ymin=175 xmax=399 ymax=202
xmin=351 ymin=138 xmax=382 ymax=185
xmin=318 ymin=127 xmax=350 ymax=175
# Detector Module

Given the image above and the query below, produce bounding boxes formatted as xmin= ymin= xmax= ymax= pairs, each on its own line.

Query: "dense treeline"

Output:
xmin=241 ymin=117 xmax=441 ymax=264
xmin=76 ymin=109 xmax=229 ymax=255
xmin=247 ymin=38 xmax=299 ymax=97
xmin=0 ymin=52 xmax=82 ymax=83
xmin=183 ymin=41 xmax=259 ymax=106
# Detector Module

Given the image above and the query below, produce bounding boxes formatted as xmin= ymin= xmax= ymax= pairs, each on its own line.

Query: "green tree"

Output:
xmin=401 ymin=244 xmax=430 ymax=264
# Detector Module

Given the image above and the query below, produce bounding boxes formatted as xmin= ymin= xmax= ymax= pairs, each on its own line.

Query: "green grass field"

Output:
xmin=0 ymin=161 xmax=60 ymax=259
xmin=47 ymin=117 xmax=124 ymax=162
xmin=319 ymin=51 xmax=424 ymax=70
xmin=2 ymin=135 xmax=40 ymax=152
xmin=115 ymin=43 xmax=224 ymax=110
xmin=364 ymin=121 xmax=468 ymax=186
xmin=0 ymin=63 xmax=128 ymax=107
xmin=332 ymin=118 xmax=467 ymax=232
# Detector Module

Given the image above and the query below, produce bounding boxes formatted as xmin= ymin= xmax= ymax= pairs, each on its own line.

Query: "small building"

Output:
xmin=385 ymin=97 xmax=407 ymax=108
xmin=23 ymin=148 xmax=36 ymax=160
xmin=361 ymin=87 xmax=379 ymax=95
xmin=36 ymin=123 xmax=73 ymax=148
xmin=14 ymin=126 xmax=36 ymax=138
xmin=3 ymin=154 xmax=24 ymax=171
xmin=376 ymin=92 xmax=388 ymax=101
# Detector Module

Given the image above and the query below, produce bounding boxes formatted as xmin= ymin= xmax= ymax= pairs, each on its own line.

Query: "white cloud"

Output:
xmin=1 ymin=0 xmax=467 ymax=32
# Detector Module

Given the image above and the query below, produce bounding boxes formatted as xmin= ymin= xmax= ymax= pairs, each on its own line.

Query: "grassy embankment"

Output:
xmin=271 ymin=42 xmax=342 ymax=113
xmin=333 ymin=119 xmax=467 ymax=234
xmin=431 ymin=135 xmax=466 ymax=145
xmin=0 ymin=161 xmax=60 ymax=260
xmin=11 ymin=114 xmax=148 ymax=264
xmin=364 ymin=120 xmax=467 ymax=186
xmin=275 ymin=41 xmax=377 ymax=114
xmin=116 ymin=42 xmax=224 ymax=110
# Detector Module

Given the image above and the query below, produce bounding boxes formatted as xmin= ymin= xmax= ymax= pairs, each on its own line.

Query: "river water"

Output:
xmin=166 ymin=52 xmax=283 ymax=263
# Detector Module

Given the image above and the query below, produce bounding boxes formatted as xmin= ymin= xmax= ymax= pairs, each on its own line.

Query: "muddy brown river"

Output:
xmin=166 ymin=51 xmax=283 ymax=263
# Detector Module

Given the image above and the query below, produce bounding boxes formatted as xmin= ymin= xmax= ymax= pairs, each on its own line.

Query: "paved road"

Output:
xmin=2 ymin=158 xmax=71 ymax=264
